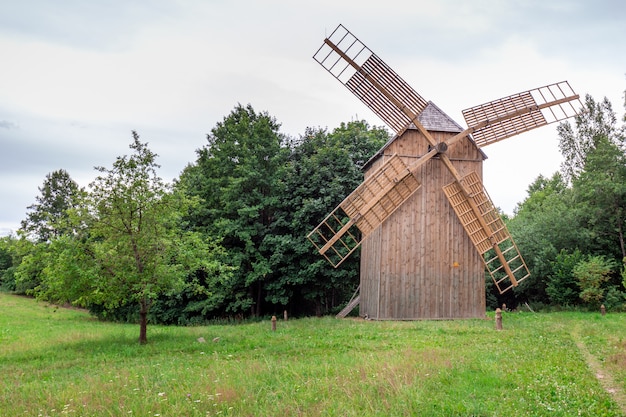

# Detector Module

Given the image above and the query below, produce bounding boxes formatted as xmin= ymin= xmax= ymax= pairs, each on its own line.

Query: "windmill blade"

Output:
xmin=313 ymin=24 xmax=429 ymax=134
xmin=307 ymin=154 xmax=421 ymax=267
xmin=442 ymin=172 xmax=530 ymax=294
xmin=462 ymin=81 xmax=581 ymax=147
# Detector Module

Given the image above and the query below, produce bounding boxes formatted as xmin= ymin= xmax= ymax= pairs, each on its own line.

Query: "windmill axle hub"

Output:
xmin=435 ymin=142 xmax=448 ymax=154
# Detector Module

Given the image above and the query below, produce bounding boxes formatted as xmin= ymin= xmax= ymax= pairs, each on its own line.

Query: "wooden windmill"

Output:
xmin=307 ymin=25 xmax=581 ymax=319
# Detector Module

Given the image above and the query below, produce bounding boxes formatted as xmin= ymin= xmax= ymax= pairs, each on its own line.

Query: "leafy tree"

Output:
xmin=572 ymin=136 xmax=626 ymax=259
xmin=12 ymin=239 xmax=50 ymax=295
xmin=545 ymin=249 xmax=586 ymax=306
xmin=180 ymin=115 xmax=387 ymax=317
xmin=20 ymin=169 xmax=82 ymax=242
xmin=11 ymin=170 xmax=82 ymax=294
xmin=180 ymin=104 xmax=288 ymax=316
xmin=507 ymin=173 xmax=581 ymax=304
xmin=38 ymin=132 xmax=227 ymax=344
xmin=265 ymin=122 xmax=389 ymax=315
xmin=558 ymin=94 xmax=623 ymax=183
xmin=573 ymin=255 xmax=616 ymax=307
xmin=0 ymin=236 xmax=17 ymax=291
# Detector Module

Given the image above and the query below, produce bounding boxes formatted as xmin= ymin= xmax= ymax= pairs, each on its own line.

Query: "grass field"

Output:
xmin=1 ymin=293 xmax=625 ymax=417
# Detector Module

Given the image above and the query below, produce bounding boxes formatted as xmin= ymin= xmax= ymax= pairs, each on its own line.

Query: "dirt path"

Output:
xmin=571 ymin=329 xmax=626 ymax=415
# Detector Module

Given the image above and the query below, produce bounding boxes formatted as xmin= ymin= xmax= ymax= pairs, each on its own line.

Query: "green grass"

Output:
xmin=1 ymin=293 xmax=625 ymax=416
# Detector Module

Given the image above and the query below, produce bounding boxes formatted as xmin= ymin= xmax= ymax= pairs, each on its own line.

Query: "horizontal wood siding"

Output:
xmin=360 ymin=129 xmax=486 ymax=319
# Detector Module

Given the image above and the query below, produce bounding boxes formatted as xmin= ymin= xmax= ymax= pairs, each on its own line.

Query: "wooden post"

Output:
xmin=495 ymin=308 xmax=503 ymax=331
xmin=601 ymin=304 xmax=606 ymax=316
xmin=271 ymin=315 xmax=277 ymax=331
xmin=283 ymin=310 xmax=288 ymax=321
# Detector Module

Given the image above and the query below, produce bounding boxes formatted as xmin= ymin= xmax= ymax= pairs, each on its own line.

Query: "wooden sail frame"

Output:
xmin=313 ymin=24 xmax=428 ymax=133
xmin=307 ymin=154 xmax=421 ymax=267
xmin=462 ymin=81 xmax=580 ymax=147
xmin=309 ymin=24 xmax=581 ymax=293
xmin=442 ymin=172 xmax=530 ymax=294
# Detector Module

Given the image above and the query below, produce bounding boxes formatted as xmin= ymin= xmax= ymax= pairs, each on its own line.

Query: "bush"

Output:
xmin=603 ymin=285 xmax=626 ymax=311
xmin=573 ymin=255 xmax=617 ymax=308
xmin=546 ymin=249 xmax=585 ymax=307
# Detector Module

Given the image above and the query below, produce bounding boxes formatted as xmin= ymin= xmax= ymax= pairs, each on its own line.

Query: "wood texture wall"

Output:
xmin=359 ymin=129 xmax=486 ymax=319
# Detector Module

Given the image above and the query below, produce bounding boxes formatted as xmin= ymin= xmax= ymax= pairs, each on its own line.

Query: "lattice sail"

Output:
xmin=442 ymin=172 xmax=530 ymax=293
xmin=462 ymin=81 xmax=580 ymax=147
xmin=307 ymin=154 xmax=421 ymax=267
xmin=313 ymin=24 xmax=428 ymax=133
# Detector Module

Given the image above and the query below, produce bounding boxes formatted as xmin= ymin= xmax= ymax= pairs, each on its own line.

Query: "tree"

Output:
xmin=574 ymin=255 xmax=616 ymax=307
xmin=20 ymin=169 xmax=82 ymax=242
xmin=0 ymin=235 xmax=17 ymax=291
xmin=265 ymin=121 xmax=389 ymax=315
xmin=180 ymin=104 xmax=287 ymax=316
xmin=180 ymin=115 xmax=388 ymax=317
xmin=572 ymin=136 xmax=626 ymax=259
xmin=558 ymin=94 xmax=622 ymax=183
xmin=545 ymin=249 xmax=586 ymax=306
xmin=507 ymin=173 xmax=581 ymax=304
xmin=40 ymin=132 xmax=226 ymax=344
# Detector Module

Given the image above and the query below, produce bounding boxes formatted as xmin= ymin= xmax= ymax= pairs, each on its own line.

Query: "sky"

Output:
xmin=1 ymin=0 xmax=625 ymax=236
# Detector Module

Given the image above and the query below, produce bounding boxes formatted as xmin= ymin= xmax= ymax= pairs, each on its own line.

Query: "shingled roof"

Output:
xmin=417 ymin=101 xmax=464 ymax=133
xmin=362 ymin=101 xmax=484 ymax=171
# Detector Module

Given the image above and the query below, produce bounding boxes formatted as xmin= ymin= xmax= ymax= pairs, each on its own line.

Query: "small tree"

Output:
xmin=51 ymin=132 xmax=226 ymax=344
xmin=574 ymin=255 xmax=616 ymax=307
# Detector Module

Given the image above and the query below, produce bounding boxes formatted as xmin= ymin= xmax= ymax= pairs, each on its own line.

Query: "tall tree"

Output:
xmin=20 ymin=169 xmax=82 ymax=242
xmin=265 ymin=121 xmax=389 ymax=315
xmin=558 ymin=94 xmax=622 ymax=183
xmin=572 ymin=136 xmax=626 ymax=259
xmin=180 ymin=104 xmax=287 ymax=316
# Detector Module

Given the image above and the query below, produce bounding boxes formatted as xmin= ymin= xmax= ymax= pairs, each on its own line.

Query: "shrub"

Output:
xmin=573 ymin=255 xmax=616 ymax=307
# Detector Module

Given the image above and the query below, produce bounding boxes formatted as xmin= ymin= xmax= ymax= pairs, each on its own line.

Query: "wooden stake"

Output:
xmin=601 ymin=304 xmax=606 ymax=316
xmin=495 ymin=308 xmax=503 ymax=331
xmin=271 ymin=316 xmax=277 ymax=331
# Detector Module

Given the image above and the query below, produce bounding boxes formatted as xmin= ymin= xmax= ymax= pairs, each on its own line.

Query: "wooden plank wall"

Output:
xmin=359 ymin=129 xmax=486 ymax=319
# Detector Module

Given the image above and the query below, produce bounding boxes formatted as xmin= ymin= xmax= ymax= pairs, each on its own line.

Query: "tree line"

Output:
xmin=502 ymin=93 xmax=626 ymax=311
xmin=0 ymin=105 xmax=388 ymax=342
xmin=0 ymin=92 xmax=625 ymax=342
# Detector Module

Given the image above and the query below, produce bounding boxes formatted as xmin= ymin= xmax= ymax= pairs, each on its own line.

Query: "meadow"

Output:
xmin=1 ymin=293 xmax=625 ymax=417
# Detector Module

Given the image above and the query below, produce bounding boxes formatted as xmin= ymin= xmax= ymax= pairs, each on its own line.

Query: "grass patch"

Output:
xmin=1 ymin=293 xmax=625 ymax=416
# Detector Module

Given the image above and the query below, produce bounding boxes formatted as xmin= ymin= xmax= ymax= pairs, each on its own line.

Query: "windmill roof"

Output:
xmin=416 ymin=101 xmax=464 ymax=133
xmin=362 ymin=101 xmax=485 ymax=171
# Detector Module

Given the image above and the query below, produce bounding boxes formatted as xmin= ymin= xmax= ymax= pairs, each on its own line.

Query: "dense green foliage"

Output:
xmin=0 ymin=236 xmax=16 ymax=291
xmin=2 ymin=90 xmax=626 ymax=324
xmin=178 ymin=106 xmax=388 ymax=317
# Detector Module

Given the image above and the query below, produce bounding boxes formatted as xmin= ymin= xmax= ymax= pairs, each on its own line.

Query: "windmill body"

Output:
xmin=360 ymin=104 xmax=486 ymax=319
xmin=308 ymin=25 xmax=581 ymax=320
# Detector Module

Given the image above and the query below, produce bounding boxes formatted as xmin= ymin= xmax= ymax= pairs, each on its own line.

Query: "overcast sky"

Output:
xmin=1 ymin=0 xmax=625 ymax=236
